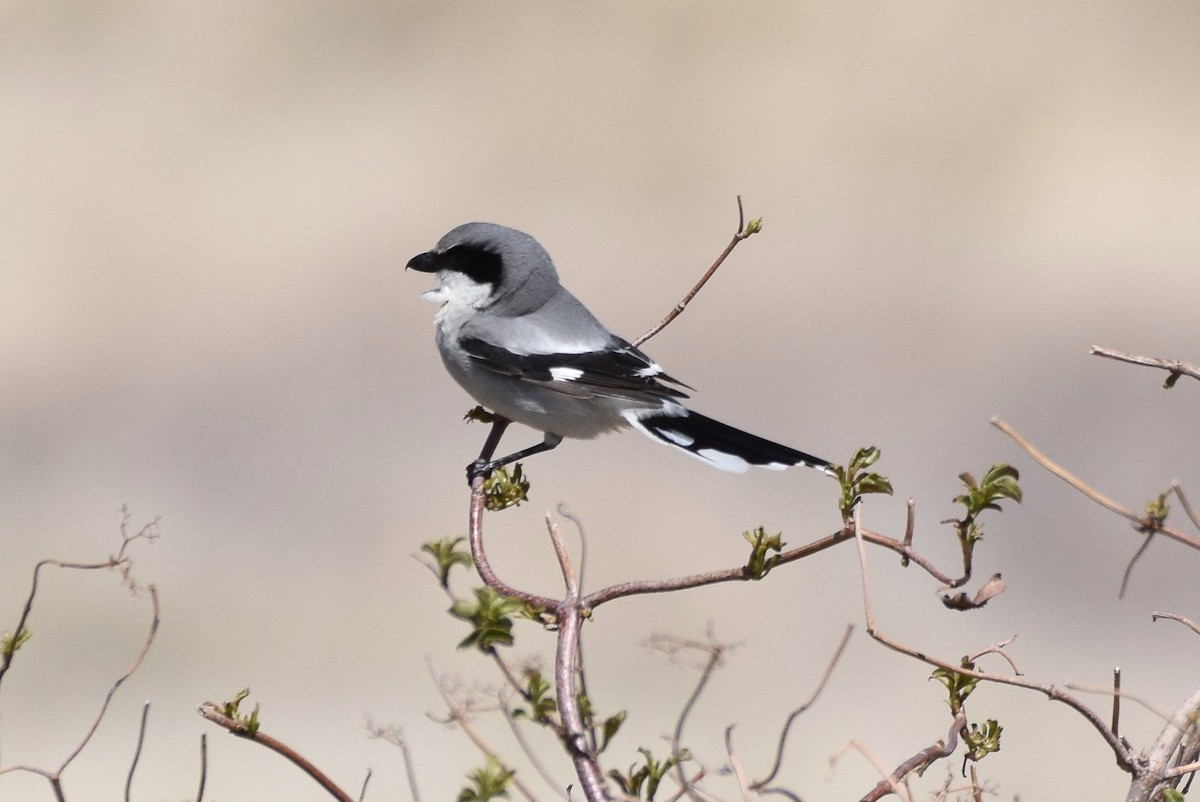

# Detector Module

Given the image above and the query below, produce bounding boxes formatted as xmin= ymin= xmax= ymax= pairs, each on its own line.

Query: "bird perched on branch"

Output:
xmin=407 ymin=222 xmax=831 ymax=480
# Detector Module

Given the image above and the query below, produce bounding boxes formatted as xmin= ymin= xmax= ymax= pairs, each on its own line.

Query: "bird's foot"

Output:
xmin=466 ymin=459 xmax=496 ymax=484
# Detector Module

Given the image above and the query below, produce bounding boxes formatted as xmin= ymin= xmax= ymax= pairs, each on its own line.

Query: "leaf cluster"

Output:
xmin=219 ymin=688 xmax=261 ymax=735
xmin=457 ymin=756 xmax=514 ymax=802
xmin=833 ymin=446 xmax=894 ymax=522
xmin=743 ymin=526 xmax=785 ymax=579
xmin=607 ymin=747 xmax=690 ymax=801
xmin=950 ymin=464 xmax=1021 ymax=551
xmin=450 ymin=587 xmax=526 ymax=652
xmin=484 ymin=465 xmax=530 ymax=511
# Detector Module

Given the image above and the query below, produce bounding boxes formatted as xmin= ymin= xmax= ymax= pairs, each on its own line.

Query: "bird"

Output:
xmin=406 ymin=222 xmax=832 ymax=481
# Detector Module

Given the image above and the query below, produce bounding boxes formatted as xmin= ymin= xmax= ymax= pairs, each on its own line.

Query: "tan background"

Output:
xmin=2 ymin=3 xmax=1199 ymax=800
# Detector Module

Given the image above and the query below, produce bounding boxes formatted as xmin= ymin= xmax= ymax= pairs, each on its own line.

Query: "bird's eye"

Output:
xmin=442 ymin=244 xmax=503 ymax=286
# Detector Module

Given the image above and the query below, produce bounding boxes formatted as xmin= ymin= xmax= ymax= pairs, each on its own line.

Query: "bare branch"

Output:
xmin=1090 ymin=346 xmax=1200 ymax=386
xmin=857 ymin=712 xmax=966 ymax=802
xmin=467 ymin=476 xmax=559 ymax=611
xmin=753 ymin=624 xmax=855 ymax=789
xmin=197 ymin=733 xmax=208 ymax=802
xmin=1173 ymin=482 xmax=1200 ymax=532
xmin=1153 ymin=611 xmax=1200 ymax=638
xmin=634 ymin=196 xmax=762 ymax=347
xmin=125 ymin=701 xmax=151 ymax=802
xmin=724 ymin=726 xmax=752 ymax=802
xmin=830 ymin=738 xmax=912 ymax=802
xmin=364 ymin=721 xmax=422 ymax=802
xmin=60 ymin=585 xmax=160 ymax=774
xmin=1064 ymin=678 xmax=1171 ymax=722
xmin=553 ymin=590 xmax=610 ymax=802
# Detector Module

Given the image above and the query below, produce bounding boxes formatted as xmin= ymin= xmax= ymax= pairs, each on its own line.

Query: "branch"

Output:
xmin=992 ymin=418 xmax=1200 ymax=594
xmin=198 ymin=702 xmax=356 ymax=802
xmin=60 ymin=584 xmax=160 ymax=774
xmin=467 ymin=475 xmax=560 ymax=612
xmin=850 ymin=509 xmax=1137 ymax=773
xmin=752 ymin=624 xmax=854 ymax=789
xmin=633 ymin=196 xmax=762 ymax=347
xmin=857 ymin=711 xmax=967 ymax=802
xmin=583 ymin=521 xmax=965 ymax=609
xmin=1091 ymin=346 xmax=1200 ymax=387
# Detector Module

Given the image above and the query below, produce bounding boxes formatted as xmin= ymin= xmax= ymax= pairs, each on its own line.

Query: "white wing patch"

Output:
xmin=635 ymin=362 xmax=664 ymax=378
xmin=657 ymin=429 xmax=695 ymax=448
xmin=550 ymin=366 xmax=585 ymax=382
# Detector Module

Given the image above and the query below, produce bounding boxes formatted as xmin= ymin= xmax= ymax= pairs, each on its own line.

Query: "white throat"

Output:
xmin=424 ymin=270 xmax=495 ymax=325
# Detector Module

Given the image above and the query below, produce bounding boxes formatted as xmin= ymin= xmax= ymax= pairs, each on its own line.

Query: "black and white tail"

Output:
xmin=625 ymin=407 xmax=832 ymax=475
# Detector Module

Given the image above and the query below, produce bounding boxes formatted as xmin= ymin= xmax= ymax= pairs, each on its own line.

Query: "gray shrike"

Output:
xmin=407 ymin=222 xmax=832 ymax=480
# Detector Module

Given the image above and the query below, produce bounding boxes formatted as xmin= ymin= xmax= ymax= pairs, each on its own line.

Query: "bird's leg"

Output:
xmin=467 ymin=429 xmax=563 ymax=483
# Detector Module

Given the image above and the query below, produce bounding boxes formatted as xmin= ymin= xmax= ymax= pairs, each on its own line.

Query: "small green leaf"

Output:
xmin=421 ymin=537 xmax=474 ymax=588
xmin=1 ymin=626 xmax=32 ymax=660
xmin=513 ymin=671 xmax=556 ymax=723
xmin=1162 ymin=789 xmax=1185 ymax=802
xmin=601 ymin=710 xmax=626 ymax=752
xmin=1164 ymin=372 xmax=1181 ymax=390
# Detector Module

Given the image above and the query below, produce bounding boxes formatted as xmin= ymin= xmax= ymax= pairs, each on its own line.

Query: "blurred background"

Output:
xmin=2 ymin=3 xmax=1199 ymax=800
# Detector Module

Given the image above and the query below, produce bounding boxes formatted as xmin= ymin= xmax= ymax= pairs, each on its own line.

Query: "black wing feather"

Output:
xmin=459 ymin=336 xmax=690 ymax=401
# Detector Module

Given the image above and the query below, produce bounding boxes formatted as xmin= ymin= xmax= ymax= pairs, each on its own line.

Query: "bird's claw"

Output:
xmin=466 ymin=459 xmax=495 ymax=484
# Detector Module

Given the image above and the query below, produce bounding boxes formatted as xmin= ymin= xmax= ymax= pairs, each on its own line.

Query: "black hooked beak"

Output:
xmin=405 ymin=250 xmax=439 ymax=273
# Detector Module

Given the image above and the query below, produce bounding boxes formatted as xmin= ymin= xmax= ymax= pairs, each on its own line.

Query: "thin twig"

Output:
xmin=197 ymin=734 xmax=208 ymax=802
xmin=830 ymin=739 xmax=912 ymax=802
xmin=60 ymin=585 xmax=160 ymax=773
xmin=1064 ymin=678 xmax=1171 ymax=721
xmin=126 ymin=701 xmax=151 ymax=802
xmin=633 ymin=196 xmax=761 ymax=347
xmin=364 ymin=722 xmax=422 ymax=802
xmin=199 ymin=701 xmax=356 ymax=802
xmin=991 ymin=418 xmax=1139 ymax=523
xmin=358 ymin=768 xmax=372 ymax=802
xmin=724 ymin=726 xmax=752 ymax=802
xmin=1090 ymin=346 xmax=1200 ymax=385
xmin=1173 ymin=482 xmax=1200 ymax=532
xmin=670 ymin=631 xmax=725 ymax=802
xmin=501 ymin=701 xmax=570 ymax=800
xmin=1112 ymin=668 xmax=1122 ymax=740
xmin=753 ymin=624 xmax=855 ymax=789
xmin=1153 ymin=611 xmax=1200 ymax=638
